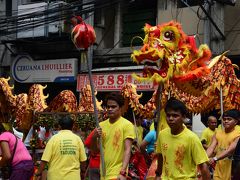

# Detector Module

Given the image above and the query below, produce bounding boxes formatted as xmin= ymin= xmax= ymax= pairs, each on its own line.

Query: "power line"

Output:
xmin=0 ymin=0 xmax=121 ymax=36
xmin=102 ymin=38 xmax=121 ymax=56
xmin=225 ymin=15 xmax=240 ymax=38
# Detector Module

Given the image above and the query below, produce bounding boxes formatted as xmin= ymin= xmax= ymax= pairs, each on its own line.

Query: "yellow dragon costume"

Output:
xmin=121 ymin=21 xmax=239 ymax=129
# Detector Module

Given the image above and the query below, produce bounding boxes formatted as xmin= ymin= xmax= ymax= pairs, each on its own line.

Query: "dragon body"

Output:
xmin=0 ymin=78 xmax=102 ymax=132
xmin=121 ymin=21 xmax=239 ymax=121
xmin=0 ymin=21 xmax=239 ymax=133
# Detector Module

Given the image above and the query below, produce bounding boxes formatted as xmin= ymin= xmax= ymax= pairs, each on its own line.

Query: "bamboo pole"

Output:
xmin=220 ymin=86 xmax=224 ymax=129
xmin=132 ymin=111 xmax=139 ymax=145
xmin=155 ymin=83 xmax=163 ymax=139
xmin=82 ymin=51 xmax=106 ymax=177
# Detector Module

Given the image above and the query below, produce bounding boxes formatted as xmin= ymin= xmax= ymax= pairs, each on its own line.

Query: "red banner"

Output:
xmin=77 ymin=72 xmax=156 ymax=91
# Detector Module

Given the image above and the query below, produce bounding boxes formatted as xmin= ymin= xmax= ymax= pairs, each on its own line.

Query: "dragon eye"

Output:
xmin=163 ymin=31 xmax=174 ymax=41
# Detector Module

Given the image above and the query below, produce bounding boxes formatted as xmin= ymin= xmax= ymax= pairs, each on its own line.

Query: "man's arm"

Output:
xmin=201 ymin=140 xmax=208 ymax=150
xmin=209 ymin=137 xmax=239 ymax=165
xmin=198 ymin=162 xmax=210 ymax=180
xmin=140 ymin=139 xmax=148 ymax=152
xmin=139 ymin=140 xmax=152 ymax=166
xmin=0 ymin=141 xmax=11 ymax=166
xmin=200 ymin=129 xmax=208 ymax=149
xmin=35 ymin=160 xmax=47 ymax=179
xmin=155 ymin=153 xmax=163 ymax=180
xmin=90 ymin=128 xmax=101 ymax=153
xmin=206 ymin=134 xmax=217 ymax=157
xmin=118 ymin=138 xmax=133 ymax=179
xmin=80 ymin=161 xmax=87 ymax=180
xmin=85 ymin=130 xmax=94 ymax=148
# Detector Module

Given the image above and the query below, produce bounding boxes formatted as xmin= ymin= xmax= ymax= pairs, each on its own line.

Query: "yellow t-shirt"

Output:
xmin=100 ymin=117 xmax=135 ymax=179
xmin=201 ymin=127 xmax=216 ymax=147
xmin=214 ymin=128 xmax=240 ymax=180
xmin=135 ymin=126 xmax=143 ymax=145
xmin=41 ymin=130 xmax=87 ymax=180
xmin=150 ymin=122 xmax=155 ymax=131
xmin=156 ymin=127 xmax=209 ymax=179
xmin=235 ymin=125 xmax=240 ymax=133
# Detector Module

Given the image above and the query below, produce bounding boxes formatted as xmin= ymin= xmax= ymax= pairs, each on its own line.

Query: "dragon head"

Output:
xmin=131 ymin=21 xmax=212 ymax=83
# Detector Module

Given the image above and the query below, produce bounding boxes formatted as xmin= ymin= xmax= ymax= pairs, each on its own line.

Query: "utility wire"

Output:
xmin=0 ymin=0 xmax=95 ymax=19
xmin=179 ymin=0 xmax=199 ymax=15
xmin=102 ymin=38 xmax=121 ymax=56
xmin=0 ymin=0 xmax=121 ymax=36
xmin=0 ymin=0 xmax=118 ymax=23
xmin=225 ymin=15 xmax=240 ymax=38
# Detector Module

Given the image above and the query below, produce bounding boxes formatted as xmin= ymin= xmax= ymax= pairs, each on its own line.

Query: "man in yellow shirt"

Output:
xmin=35 ymin=115 xmax=87 ymax=180
xmin=207 ymin=109 xmax=240 ymax=180
xmin=155 ymin=98 xmax=210 ymax=180
xmin=201 ymin=116 xmax=217 ymax=149
xmin=92 ymin=92 xmax=135 ymax=180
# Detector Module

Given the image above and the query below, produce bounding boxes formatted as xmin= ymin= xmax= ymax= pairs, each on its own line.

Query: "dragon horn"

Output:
xmin=43 ymin=85 xmax=47 ymax=89
xmin=6 ymin=77 xmax=10 ymax=81
xmin=232 ymin=64 xmax=239 ymax=70
xmin=208 ymin=51 xmax=229 ymax=69
xmin=44 ymin=94 xmax=49 ymax=99
xmin=10 ymin=85 xmax=14 ymax=90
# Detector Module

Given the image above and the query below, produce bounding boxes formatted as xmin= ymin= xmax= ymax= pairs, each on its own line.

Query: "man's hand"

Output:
xmin=117 ymin=174 xmax=126 ymax=180
xmin=93 ymin=127 xmax=102 ymax=138
xmin=34 ymin=172 xmax=42 ymax=180
xmin=208 ymin=158 xmax=216 ymax=170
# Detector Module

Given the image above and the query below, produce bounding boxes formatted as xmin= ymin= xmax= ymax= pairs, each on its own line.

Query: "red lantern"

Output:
xmin=71 ymin=16 xmax=96 ymax=49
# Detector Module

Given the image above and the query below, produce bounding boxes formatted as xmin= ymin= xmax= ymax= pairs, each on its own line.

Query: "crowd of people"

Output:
xmin=0 ymin=92 xmax=239 ymax=180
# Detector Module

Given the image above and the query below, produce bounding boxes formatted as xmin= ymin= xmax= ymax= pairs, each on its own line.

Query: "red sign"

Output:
xmin=77 ymin=72 xmax=156 ymax=91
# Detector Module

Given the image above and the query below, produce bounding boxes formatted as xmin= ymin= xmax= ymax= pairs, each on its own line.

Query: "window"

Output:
xmin=6 ymin=0 xmax=12 ymax=16
xmin=121 ymin=0 xmax=157 ymax=47
xmin=94 ymin=9 xmax=104 ymax=27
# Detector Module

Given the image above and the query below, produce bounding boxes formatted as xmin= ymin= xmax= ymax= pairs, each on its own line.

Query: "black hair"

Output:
xmin=0 ymin=123 xmax=5 ymax=133
xmin=164 ymin=97 xmax=188 ymax=116
xmin=223 ymin=109 xmax=240 ymax=121
xmin=105 ymin=92 xmax=125 ymax=107
xmin=58 ymin=115 xmax=74 ymax=130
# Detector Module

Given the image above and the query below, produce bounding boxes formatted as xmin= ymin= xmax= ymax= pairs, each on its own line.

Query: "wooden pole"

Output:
xmin=155 ymin=83 xmax=163 ymax=139
xmin=132 ymin=111 xmax=139 ymax=145
xmin=82 ymin=51 xmax=106 ymax=177
xmin=220 ymin=86 xmax=224 ymax=129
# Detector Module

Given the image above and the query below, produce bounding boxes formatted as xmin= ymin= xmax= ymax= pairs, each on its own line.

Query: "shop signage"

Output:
xmin=12 ymin=55 xmax=77 ymax=83
xmin=77 ymin=72 xmax=156 ymax=91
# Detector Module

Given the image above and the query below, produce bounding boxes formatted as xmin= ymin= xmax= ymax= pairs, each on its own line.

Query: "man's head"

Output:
xmin=58 ymin=115 xmax=74 ymax=130
xmin=165 ymin=98 xmax=187 ymax=129
xmin=222 ymin=109 xmax=240 ymax=131
xmin=207 ymin=116 xmax=217 ymax=130
xmin=105 ymin=92 xmax=125 ymax=121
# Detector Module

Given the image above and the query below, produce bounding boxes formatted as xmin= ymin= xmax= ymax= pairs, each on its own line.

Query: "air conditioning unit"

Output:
xmin=17 ymin=1 xmax=68 ymax=38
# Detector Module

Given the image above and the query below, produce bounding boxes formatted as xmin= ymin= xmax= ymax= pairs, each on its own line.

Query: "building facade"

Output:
xmin=0 ymin=0 xmax=239 ymax=100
